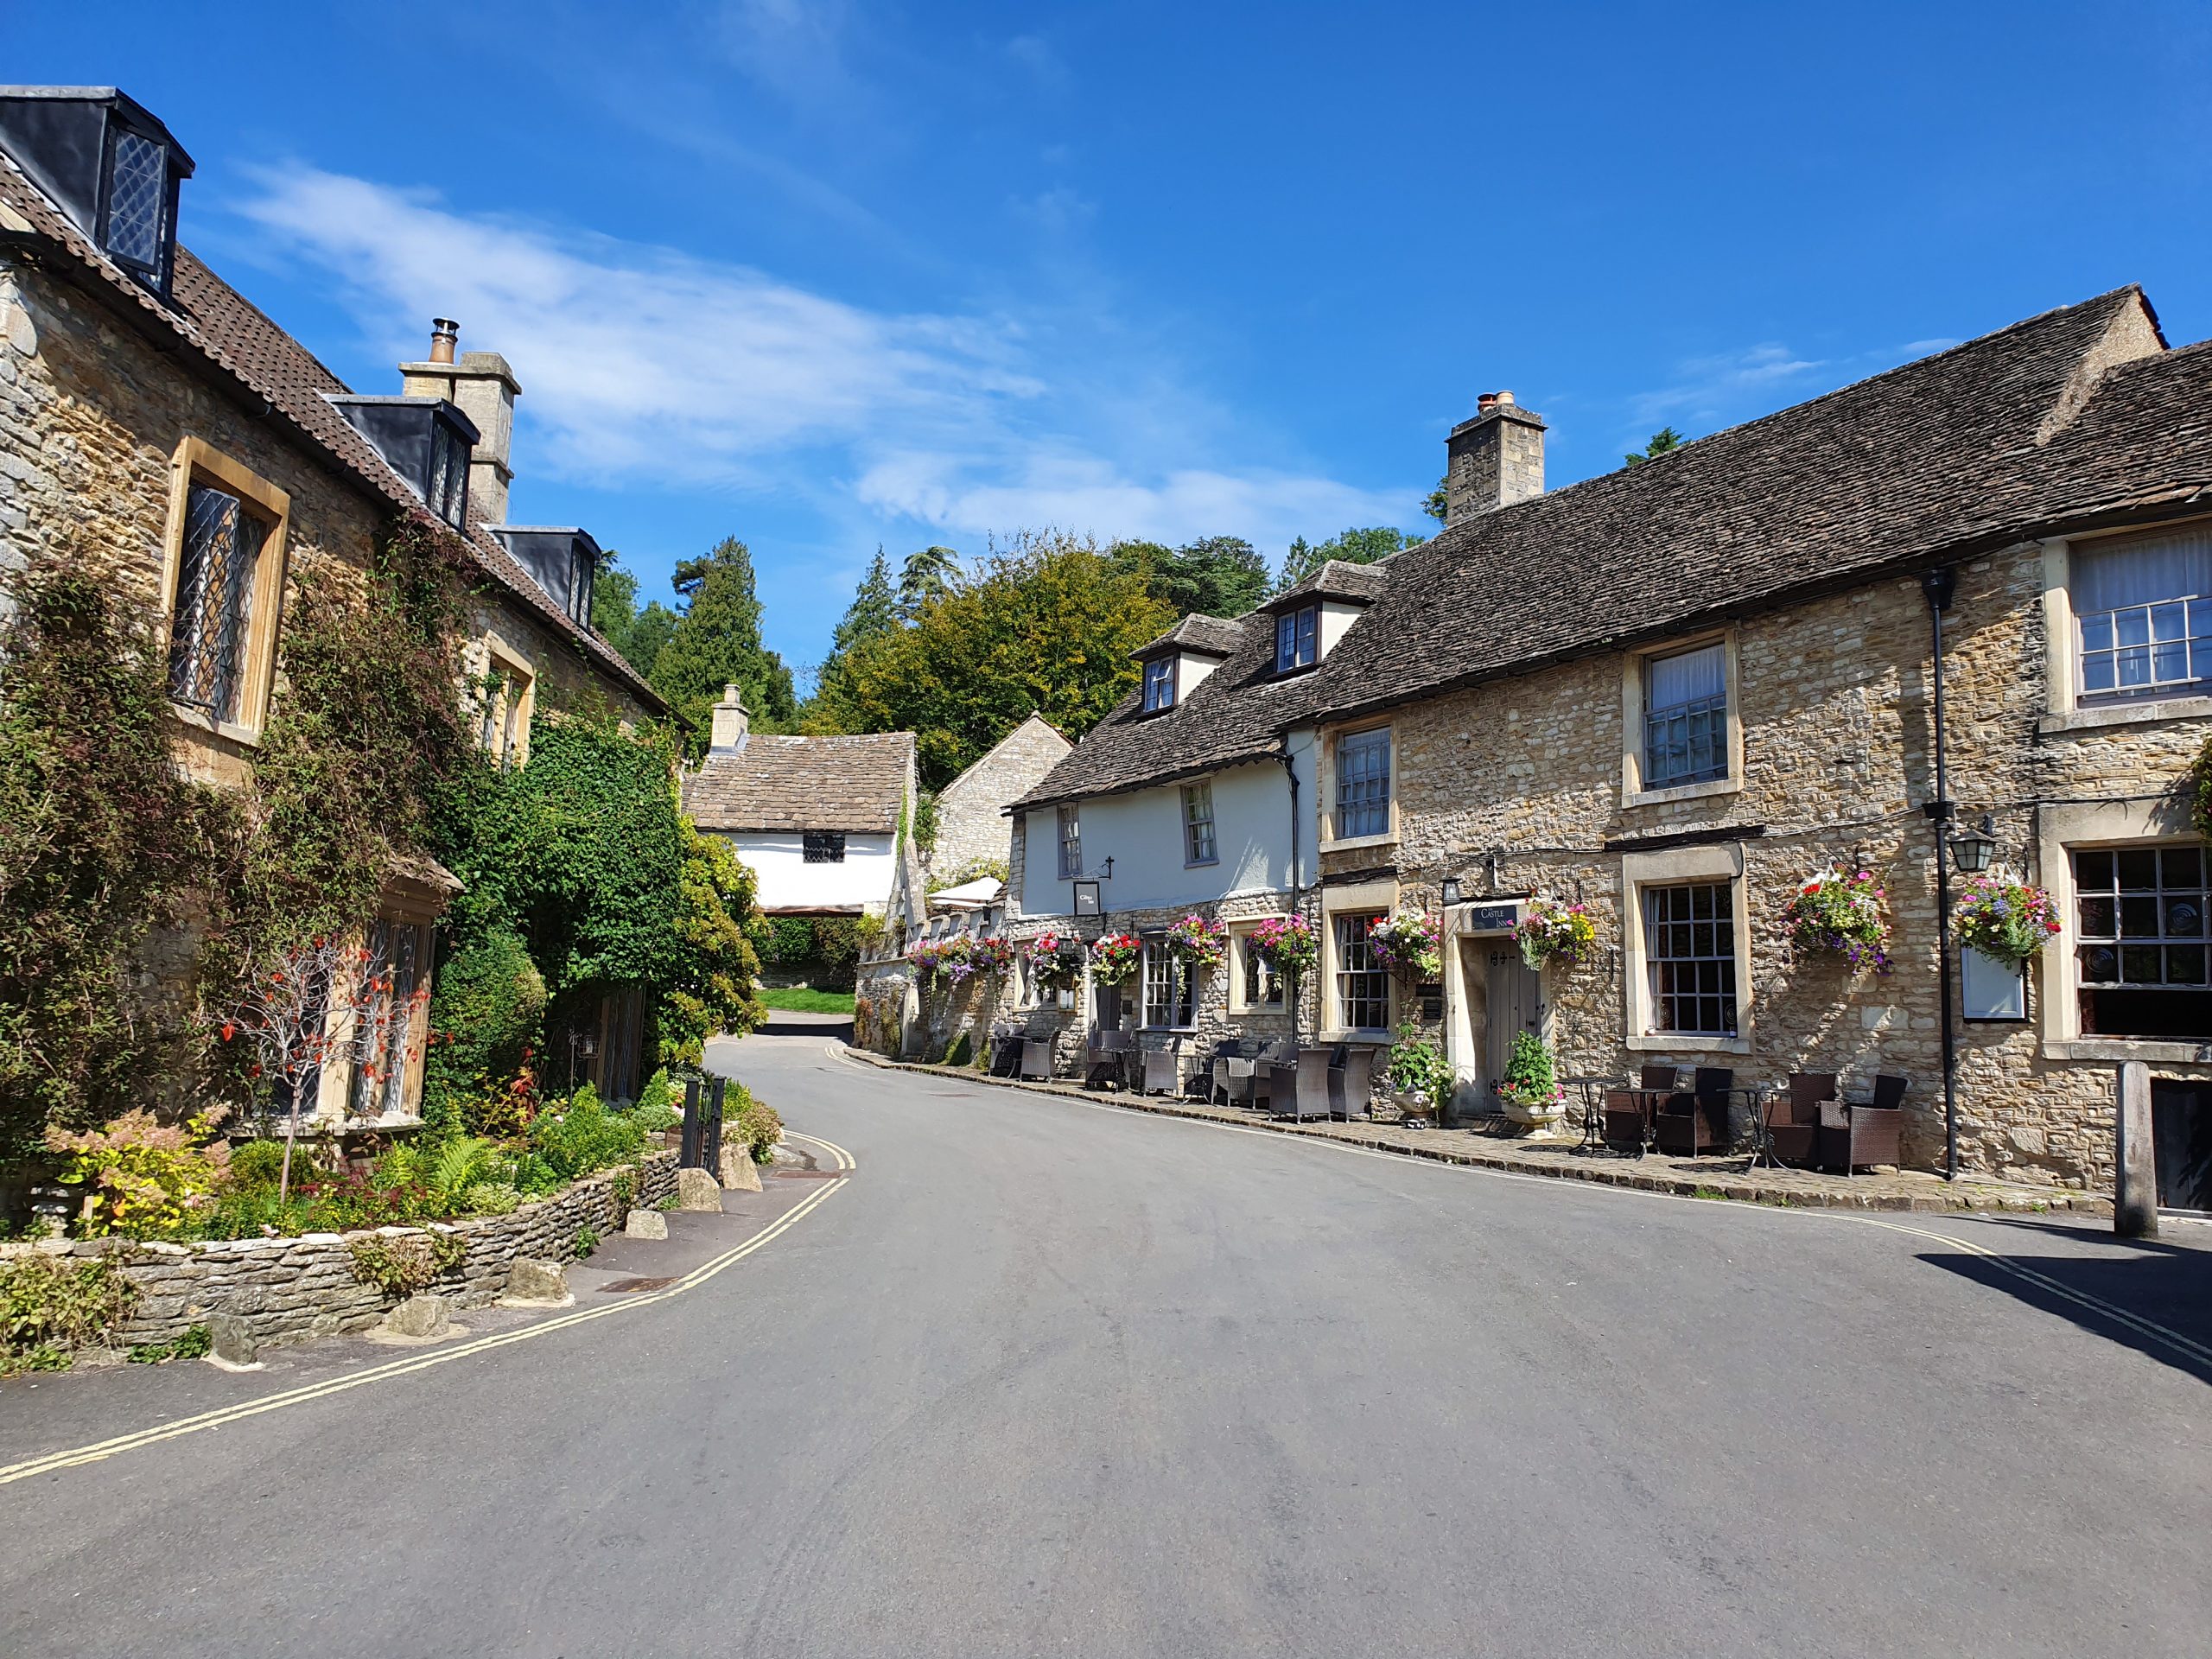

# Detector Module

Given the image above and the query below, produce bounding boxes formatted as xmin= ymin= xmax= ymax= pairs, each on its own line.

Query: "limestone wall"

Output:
xmin=4 ymin=1152 xmax=677 ymax=1354
xmin=928 ymin=715 xmax=1071 ymax=885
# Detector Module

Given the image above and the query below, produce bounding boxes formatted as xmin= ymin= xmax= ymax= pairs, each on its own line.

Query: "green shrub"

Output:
xmin=529 ymin=1091 xmax=645 ymax=1179
xmin=347 ymin=1231 xmax=467 ymax=1300
xmin=226 ymin=1139 xmax=297 ymax=1190
xmin=461 ymin=1181 xmax=521 ymax=1216
xmin=127 ymin=1324 xmax=212 ymax=1363
xmin=422 ymin=927 xmax=545 ymax=1134
xmin=0 ymin=1251 xmax=138 ymax=1373
xmin=631 ymin=1069 xmax=681 ymax=1132
xmin=45 ymin=1109 xmax=234 ymax=1239
xmin=571 ymin=1224 xmax=600 ymax=1260
xmin=728 ymin=1081 xmax=784 ymax=1165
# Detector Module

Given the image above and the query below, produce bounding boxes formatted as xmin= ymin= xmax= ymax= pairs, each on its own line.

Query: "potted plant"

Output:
xmin=1384 ymin=1020 xmax=1451 ymax=1128
xmin=1782 ymin=866 xmax=1892 ymax=974
xmin=1089 ymin=931 xmax=1142 ymax=988
xmin=1166 ymin=912 xmax=1227 ymax=973
xmin=1370 ymin=908 xmax=1442 ymax=980
xmin=1514 ymin=895 xmax=1597 ymax=971
xmin=1493 ymin=1029 xmax=1566 ymax=1132
xmin=1955 ymin=874 xmax=2061 ymax=966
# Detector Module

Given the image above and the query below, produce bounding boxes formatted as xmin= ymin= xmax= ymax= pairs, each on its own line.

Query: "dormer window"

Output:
xmin=325 ymin=397 xmax=480 ymax=531
xmin=1275 ymin=606 xmax=1318 ymax=673
xmin=487 ymin=527 xmax=601 ymax=626
xmin=0 ymin=89 xmax=196 ymax=298
xmin=1141 ymin=656 xmax=1176 ymax=713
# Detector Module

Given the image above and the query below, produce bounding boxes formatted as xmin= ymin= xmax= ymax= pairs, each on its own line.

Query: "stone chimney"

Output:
xmin=709 ymin=684 xmax=751 ymax=753
xmin=1444 ymin=391 xmax=1546 ymax=524
xmin=400 ymin=319 xmax=521 ymax=524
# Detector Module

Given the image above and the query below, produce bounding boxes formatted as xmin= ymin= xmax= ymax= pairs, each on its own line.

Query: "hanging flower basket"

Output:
xmin=1025 ymin=929 xmax=1084 ymax=992
xmin=1955 ymin=875 xmax=2061 ymax=966
xmin=1514 ymin=896 xmax=1597 ymax=971
xmin=1782 ymin=867 xmax=1892 ymax=975
xmin=1248 ymin=913 xmax=1318 ymax=981
xmin=1165 ymin=913 xmax=1227 ymax=972
xmin=1089 ymin=931 xmax=1143 ymax=987
xmin=959 ymin=935 xmax=1014 ymax=980
xmin=907 ymin=935 xmax=970 ymax=990
xmin=1369 ymin=908 xmax=1442 ymax=980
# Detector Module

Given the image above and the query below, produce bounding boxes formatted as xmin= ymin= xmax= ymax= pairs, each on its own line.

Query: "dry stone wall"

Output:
xmin=5 ymin=1152 xmax=677 ymax=1354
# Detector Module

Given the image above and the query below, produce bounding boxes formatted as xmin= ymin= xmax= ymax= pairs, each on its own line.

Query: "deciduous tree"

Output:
xmin=1278 ymin=525 xmax=1421 ymax=592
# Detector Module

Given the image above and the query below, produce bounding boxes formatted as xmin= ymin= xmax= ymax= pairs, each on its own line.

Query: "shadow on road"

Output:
xmin=1921 ymin=1235 xmax=2212 ymax=1386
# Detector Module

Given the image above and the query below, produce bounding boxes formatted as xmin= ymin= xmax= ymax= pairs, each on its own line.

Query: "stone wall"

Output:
xmin=927 ymin=715 xmax=1071 ymax=886
xmin=3 ymin=1152 xmax=678 ymax=1354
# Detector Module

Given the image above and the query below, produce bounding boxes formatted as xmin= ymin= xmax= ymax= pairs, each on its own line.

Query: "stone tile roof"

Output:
xmin=1264 ymin=558 xmax=1391 ymax=612
xmin=0 ymin=154 xmax=664 ymax=713
xmin=1018 ymin=288 xmax=2212 ymax=810
xmin=1133 ymin=613 xmax=1249 ymax=659
xmin=683 ymin=732 xmax=914 ymax=834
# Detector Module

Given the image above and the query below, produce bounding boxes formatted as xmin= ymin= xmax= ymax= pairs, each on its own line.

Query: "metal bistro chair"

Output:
xmin=1601 ymin=1089 xmax=1651 ymax=1155
xmin=1329 ymin=1046 xmax=1376 ymax=1121
xmin=1086 ymin=1029 xmax=1133 ymax=1090
xmin=1821 ymin=1073 xmax=1908 ymax=1174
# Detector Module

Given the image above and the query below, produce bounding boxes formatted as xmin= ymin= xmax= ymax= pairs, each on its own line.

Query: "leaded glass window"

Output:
xmin=2074 ymin=844 xmax=2212 ymax=1039
xmin=105 ymin=129 xmax=165 ymax=272
xmin=426 ymin=420 xmax=470 ymax=528
xmin=1335 ymin=727 xmax=1391 ymax=839
xmin=803 ymin=830 xmax=847 ymax=863
xmin=168 ymin=483 xmax=266 ymax=722
xmin=1183 ymin=782 xmax=1217 ymax=865
xmin=348 ymin=919 xmax=427 ymax=1121
xmin=1335 ymin=912 xmax=1389 ymax=1031
xmin=1644 ymin=642 xmax=1728 ymax=788
xmin=1643 ymin=883 xmax=1738 ymax=1035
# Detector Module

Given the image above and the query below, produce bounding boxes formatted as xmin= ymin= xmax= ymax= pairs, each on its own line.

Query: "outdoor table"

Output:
xmin=1733 ymin=1083 xmax=1780 ymax=1168
xmin=1563 ymin=1075 xmax=1623 ymax=1156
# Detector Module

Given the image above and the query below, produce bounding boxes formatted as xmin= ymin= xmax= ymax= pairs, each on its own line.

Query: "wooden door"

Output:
xmin=1484 ymin=946 xmax=1541 ymax=1099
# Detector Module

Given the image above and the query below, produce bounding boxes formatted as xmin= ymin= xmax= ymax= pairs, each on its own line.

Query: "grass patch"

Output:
xmin=1690 ymin=1185 xmax=1730 ymax=1201
xmin=755 ymin=987 xmax=855 ymax=1014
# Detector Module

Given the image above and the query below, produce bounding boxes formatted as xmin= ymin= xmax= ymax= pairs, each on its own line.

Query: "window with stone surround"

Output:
xmin=1643 ymin=642 xmax=1728 ymax=788
xmin=1141 ymin=938 xmax=1196 ymax=1028
xmin=475 ymin=642 xmax=536 ymax=769
xmin=1334 ymin=727 xmax=1392 ymax=839
xmin=2073 ymin=844 xmax=2212 ymax=1039
xmin=1643 ymin=882 xmax=1738 ymax=1036
xmin=1235 ymin=925 xmax=1284 ymax=1010
xmin=1182 ymin=781 xmax=1217 ymax=866
xmin=1334 ymin=911 xmax=1390 ymax=1033
xmin=159 ymin=439 xmax=290 ymax=741
xmin=1057 ymin=806 xmax=1082 ymax=879
xmin=2071 ymin=525 xmax=2212 ymax=703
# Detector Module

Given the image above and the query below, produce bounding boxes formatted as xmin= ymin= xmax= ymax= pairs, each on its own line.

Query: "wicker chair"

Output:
xmin=1601 ymin=1088 xmax=1650 ymax=1154
xmin=1284 ymin=1048 xmax=1332 ymax=1121
xmin=1767 ymin=1072 xmax=1834 ymax=1166
xmin=1821 ymin=1073 xmax=1907 ymax=1173
xmin=1212 ymin=1046 xmax=1257 ymax=1107
xmin=1330 ymin=1046 xmax=1376 ymax=1121
xmin=1020 ymin=1039 xmax=1054 ymax=1081
xmin=1142 ymin=1047 xmax=1180 ymax=1096
xmin=1084 ymin=1029 xmax=1134 ymax=1090
xmin=1653 ymin=1066 xmax=1732 ymax=1156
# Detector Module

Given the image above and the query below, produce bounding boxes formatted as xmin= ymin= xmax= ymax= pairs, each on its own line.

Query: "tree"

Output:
xmin=589 ymin=552 xmax=679 ymax=680
xmin=1278 ymin=525 xmax=1421 ymax=592
xmin=898 ymin=545 xmax=962 ymax=620
xmin=1109 ymin=535 xmax=1272 ymax=619
xmin=1424 ymin=479 xmax=1449 ymax=523
xmin=649 ymin=537 xmax=797 ymax=760
xmin=814 ymin=530 xmax=1175 ymax=789
xmin=820 ymin=549 xmax=900 ymax=685
xmin=1625 ymin=426 xmax=1686 ymax=467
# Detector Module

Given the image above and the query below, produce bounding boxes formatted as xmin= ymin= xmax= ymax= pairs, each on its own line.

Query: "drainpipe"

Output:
xmin=1923 ymin=567 xmax=1961 ymax=1182
xmin=1278 ymin=734 xmax=1303 ymax=1046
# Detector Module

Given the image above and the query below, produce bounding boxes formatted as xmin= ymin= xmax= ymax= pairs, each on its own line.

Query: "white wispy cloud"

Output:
xmin=225 ymin=164 xmax=1414 ymax=550
xmin=1627 ymin=343 xmax=1827 ymax=428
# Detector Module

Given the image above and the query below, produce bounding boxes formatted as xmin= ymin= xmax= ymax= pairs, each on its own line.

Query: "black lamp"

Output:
xmin=1440 ymin=876 xmax=1463 ymax=906
xmin=1948 ymin=813 xmax=1998 ymax=875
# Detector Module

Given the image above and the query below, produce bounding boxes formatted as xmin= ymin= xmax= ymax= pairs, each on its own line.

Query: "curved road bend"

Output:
xmin=1 ymin=1030 xmax=2207 ymax=1657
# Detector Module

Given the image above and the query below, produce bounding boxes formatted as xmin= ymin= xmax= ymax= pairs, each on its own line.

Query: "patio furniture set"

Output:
xmin=989 ymin=1028 xmax=1382 ymax=1122
xmin=1580 ymin=1064 xmax=1908 ymax=1175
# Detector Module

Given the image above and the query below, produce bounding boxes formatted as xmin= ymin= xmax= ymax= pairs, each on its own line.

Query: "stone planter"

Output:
xmin=1393 ymin=1088 xmax=1433 ymax=1128
xmin=1499 ymin=1094 xmax=1566 ymax=1135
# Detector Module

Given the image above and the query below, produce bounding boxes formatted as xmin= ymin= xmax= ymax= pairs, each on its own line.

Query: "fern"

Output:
xmin=426 ymin=1135 xmax=492 ymax=1203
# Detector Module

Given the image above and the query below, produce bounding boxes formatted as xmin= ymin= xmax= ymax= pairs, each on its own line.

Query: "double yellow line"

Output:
xmin=0 ymin=1131 xmax=857 ymax=1488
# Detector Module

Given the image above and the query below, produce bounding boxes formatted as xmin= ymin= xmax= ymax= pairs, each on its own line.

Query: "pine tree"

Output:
xmin=650 ymin=537 xmax=797 ymax=760
xmin=1625 ymin=426 xmax=1686 ymax=467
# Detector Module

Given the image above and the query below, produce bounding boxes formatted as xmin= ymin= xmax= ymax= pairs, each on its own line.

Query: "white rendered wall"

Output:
xmin=726 ymin=831 xmax=898 ymax=912
xmin=1018 ymin=739 xmax=1314 ymax=918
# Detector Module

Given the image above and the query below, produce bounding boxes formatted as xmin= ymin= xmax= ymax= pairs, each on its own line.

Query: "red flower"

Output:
xmin=221 ymin=1022 xmax=235 ymax=1041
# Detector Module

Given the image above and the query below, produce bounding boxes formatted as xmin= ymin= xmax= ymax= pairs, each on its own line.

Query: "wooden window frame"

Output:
xmin=158 ymin=437 xmax=291 ymax=745
xmin=1141 ymin=655 xmax=1177 ymax=713
xmin=1182 ymin=780 xmax=1218 ymax=867
xmin=1619 ymin=626 xmax=1744 ymax=808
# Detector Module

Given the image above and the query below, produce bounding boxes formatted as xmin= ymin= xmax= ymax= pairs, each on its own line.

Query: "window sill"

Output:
xmin=2043 ymin=1037 xmax=2212 ymax=1063
xmin=1141 ymin=1026 xmax=1202 ymax=1036
xmin=1626 ymin=1032 xmax=1752 ymax=1056
xmin=1623 ymin=774 xmax=1741 ymax=810
xmin=1318 ymin=1029 xmax=1395 ymax=1045
xmin=1319 ymin=830 xmax=1398 ymax=855
xmin=170 ymin=702 xmax=260 ymax=747
xmin=1185 ymin=857 xmax=1220 ymax=870
xmin=2037 ymin=695 xmax=2212 ymax=735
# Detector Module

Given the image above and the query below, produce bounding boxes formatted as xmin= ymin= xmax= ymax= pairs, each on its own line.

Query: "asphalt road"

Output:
xmin=3 ymin=1032 xmax=2209 ymax=1658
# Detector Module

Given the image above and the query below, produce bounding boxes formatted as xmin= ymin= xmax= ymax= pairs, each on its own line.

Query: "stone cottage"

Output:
xmin=963 ymin=287 xmax=2212 ymax=1204
xmin=0 ymin=86 xmax=666 ymax=1120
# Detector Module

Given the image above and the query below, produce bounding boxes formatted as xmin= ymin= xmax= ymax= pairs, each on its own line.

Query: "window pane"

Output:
xmin=2117 ymin=849 xmax=2159 ymax=889
xmin=168 ymin=484 xmax=263 ymax=722
xmin=1336 ymin=728 xmax=1391 ymax=838
xmin=2122 ymin=944 xmax=2164 ymax=983
xmin=2075 ymin=849 xmax=2113 ymax=888
xmin=2071 ymin=527 xmax=2212 ymax=613
xmin=2164 ymin=847 xmax=2205 ymax=887
xmin=2121 ymin=896 xmax=2160 ymax=938
xmin=2078 ymin=894 xmax=2115 ymax=937
xmin=106 ymin=130 xmax=164 ymax=269
xmin=2170 ymin=946 xmax=2209 ymax=985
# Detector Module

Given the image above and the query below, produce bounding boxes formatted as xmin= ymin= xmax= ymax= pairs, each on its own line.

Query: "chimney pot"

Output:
xmin=1493 ymin=390 xmax=1516 ymax=407
xmin=429 ymin=318 xmax=460 ymax=365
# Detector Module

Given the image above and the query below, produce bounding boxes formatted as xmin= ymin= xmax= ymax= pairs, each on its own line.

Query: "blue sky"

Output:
xmin=16 ymin=3 xmax=2212 ymax=684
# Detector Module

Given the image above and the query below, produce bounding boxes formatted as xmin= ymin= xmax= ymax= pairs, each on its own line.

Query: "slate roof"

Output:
xmin=683 ymin=732 xmax=914 ymax=835
xmin=1133 ymin=613 xmax=1248 ymax=659
xmin=1017 ymin=287 xmax=2212 ymax=811
xmin=1264 ymin=558 xmax=1391 ymax=612
xmin=0 ymin=153 xmax=665 ymax=713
